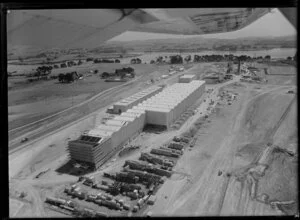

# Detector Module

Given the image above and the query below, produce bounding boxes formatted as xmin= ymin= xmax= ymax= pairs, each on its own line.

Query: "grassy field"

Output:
xmin=8 ymin=62 xmax=159 ymax=129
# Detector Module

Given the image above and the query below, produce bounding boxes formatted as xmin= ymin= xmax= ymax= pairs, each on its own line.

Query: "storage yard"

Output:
xmin=9 ymin=61 xmax=297 ymax=217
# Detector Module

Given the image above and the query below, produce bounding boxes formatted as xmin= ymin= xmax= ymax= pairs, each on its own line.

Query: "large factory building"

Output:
xmin=133 ymin=80 xmax=205 ymax=128
xmin=68 ymin=80 xmax=205 ymax=169
xmin=113 ymin=86 xmax=163 ymax=114
xmin=68 ymin=109 xmax=146 ymax=169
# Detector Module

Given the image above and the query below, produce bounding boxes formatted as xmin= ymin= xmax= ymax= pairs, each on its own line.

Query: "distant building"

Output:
xmin=202 ymin=73 xmax=224 ymax=84
xmin=179 ymin=74 xmax=196 ymax=83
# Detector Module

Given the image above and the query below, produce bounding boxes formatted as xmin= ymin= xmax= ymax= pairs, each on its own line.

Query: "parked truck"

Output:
xmin=150 ymin=148 xmax=180 ymax=158
xmin=168 ymin=142 xmax=185 ymax=150
xmin=159 ymin=146 xmax=183 ymax=155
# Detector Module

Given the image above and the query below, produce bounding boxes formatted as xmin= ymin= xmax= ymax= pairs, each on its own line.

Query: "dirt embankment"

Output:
xmin=156 ymin=82 xmax=297 ymax=216
xmin=228 ymin=88 xmax=297 ymax=215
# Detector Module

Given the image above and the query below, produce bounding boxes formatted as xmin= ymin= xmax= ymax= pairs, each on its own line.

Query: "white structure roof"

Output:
xmin=137 ymin=80 xmax=205 ymax=112
xmin=180 ymin=74 xmax=195 ymax=78
xmin=87 ymin=129 xmax=113 ymax=137
xmin=114 ymin=86 xmax=162 ymax=106
xmin=121 ymin=112 xmax=141 ymax=118
xmin=96 ymin=124 xmax=122 ymax=132
xmin=127 ymin=108 xmax=146 ymax=114
xmin=105 ymin=120 xmax=127 ymax=127
xmin=114 ymin=116 xmax=135 ymax=122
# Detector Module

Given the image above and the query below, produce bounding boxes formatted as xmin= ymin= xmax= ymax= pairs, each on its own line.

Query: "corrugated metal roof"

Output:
xmin=180 ymin=74 xmax=195 ymax=78
xmin=87 ymin=129 xmax=113 ymax=137
xmin=127 ymin=108 xmax=146 ymax=114
xmin=121 ymin=112 xmax=141 ymax=118
xmin=114 ymin=116 xmax=135 ymax=122
xmin=146 ymin=107 xmax=171 ymax=113
xmin=106 ymin=120 xmax=127 ymax=127
xmin=96 ymin=124 xmax=122 ymax=132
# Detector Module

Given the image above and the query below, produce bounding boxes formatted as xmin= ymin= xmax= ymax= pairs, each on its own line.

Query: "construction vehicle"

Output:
xmin=140 ymin=152 xmax=174 ymax=167
xmin=123 ymin=204 xmax=130 ymax=210
xmin=151 ymin=148 xmax=180 ymax=158
xmin=96 ymin=185 xmax=109 ymax=191
xmin=173 ymin=136 xmax=181 ymax=142
xmin=180 ymin=136 xmax=190 ymax=143
xmin=147 ymin=195 xmax=156 ymax=205
xmin=101 ymin=200 xmax=121 ymax=210
xmin=124 ymin=160 xmax=172 ymax=177
xmin=132 ymin=205 xmax=139 ymax=212
xmin=159 ymin=146 xmax=183 ymax=155
xmin=60 ymin=205 xmax=74 ymax=212
xmin=82 ymin=208 xmax=96 ymax=217
xmin=82 ymin=176 xmax=96 ymax=186
xmin=137 ymin=198 xmax=145 ymax=208
xmin=21 ymin=137 xmax=29 ymax=143
xmin=45 ymin=196 xmax=67 ymax=206
xmin=115 ymin=172 xmax=139 ymax=184
xmin=124 ymin=168 xmax=162 ymax=186
xmin=95 ymin=211 xmax=108 ymax=217
xmin=189 ymin=138 xmax=197 ymax=148
xmin=103 ymin=172 xmax=116 ymax=180
xmin=127 ymin=191 xmax=139 ymax=200
xmin=86 ymin=194 xmax=97 ymax=202
xmin=168 ymin=142 xmax=185 ymax=150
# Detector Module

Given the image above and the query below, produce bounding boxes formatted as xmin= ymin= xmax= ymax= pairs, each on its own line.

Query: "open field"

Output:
xmin=8 ymin=63 xmax=161 ymax=130
xmin=9 ymin=61 xmax=297 ymax=217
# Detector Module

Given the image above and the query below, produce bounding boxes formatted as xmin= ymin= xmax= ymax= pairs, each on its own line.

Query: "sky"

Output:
xmin=109 ymin=8 xmax=296 ymax=42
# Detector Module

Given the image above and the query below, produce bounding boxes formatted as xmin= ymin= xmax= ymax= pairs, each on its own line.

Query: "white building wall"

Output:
xmin=135 ymin=80 xmax=206 ymax=128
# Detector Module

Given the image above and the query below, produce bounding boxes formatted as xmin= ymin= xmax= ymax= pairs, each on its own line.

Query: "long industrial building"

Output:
xmin=113 ymin=86 xmax=163 ymax=114
xmin=133 ymin=80 xmax=205 ymax=128
xmin=68 ymin=80 xmax=205 ymax=169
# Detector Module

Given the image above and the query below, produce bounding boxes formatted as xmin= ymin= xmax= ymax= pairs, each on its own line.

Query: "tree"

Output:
xmin=58 ymin=73 xmax=65 ymax=82
xmin=264 ymin=55 xmax=271 ymax=60
xmin=170 ymin=55 xmax=183 ymax=64
xmin=135 ymin=58 xmax=142 ymax=64
xmin=101 ymin=72 xmax=109 ymax=79
xmin=18 ymin=57 xmax=24 ymax=63
xmin=130 ymin=58 xmax=136 ymax=64
xmin=36 ymin=66 xmax=52 ymax=78
xmin=184 ymin=55 xmax=191 ymax=63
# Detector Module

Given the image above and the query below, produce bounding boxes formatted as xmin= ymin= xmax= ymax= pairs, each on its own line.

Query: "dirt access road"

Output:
xmin=146 ymin=81 xmax=292 ymax=216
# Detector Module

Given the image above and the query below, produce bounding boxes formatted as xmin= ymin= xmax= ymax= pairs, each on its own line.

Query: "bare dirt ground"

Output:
xmin=9 ymin=62 xmax=297 ymax=217
xmin=148 ymin=82 xmax=296 ymax=216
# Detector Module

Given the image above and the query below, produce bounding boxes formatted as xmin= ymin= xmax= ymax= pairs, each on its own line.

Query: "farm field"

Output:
xmin=8 ymin=62 xmax=160 ymax=130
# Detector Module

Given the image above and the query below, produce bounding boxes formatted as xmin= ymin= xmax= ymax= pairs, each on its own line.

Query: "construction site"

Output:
xmin=9 ymin=58 xmax=298 ymax=217
xmin=7 ymin=8 xmax=297 ymax=218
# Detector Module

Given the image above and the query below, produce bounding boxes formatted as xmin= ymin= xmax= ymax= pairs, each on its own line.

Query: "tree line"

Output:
xmin=58 ymin=71 xmax=80 ymax=83
xmin=101 ymin=67 xmax=135 ymax=79
xmin=149 ymin=54 xmax=274 ymax=64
